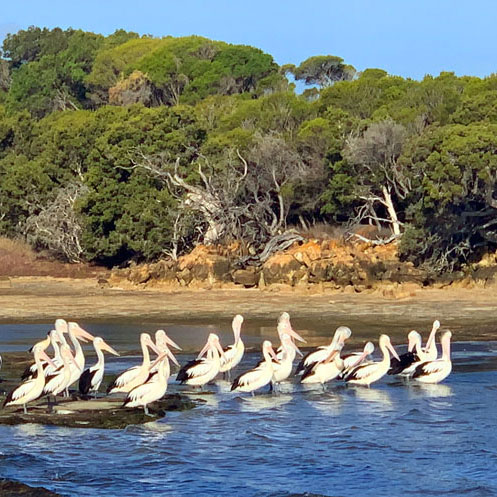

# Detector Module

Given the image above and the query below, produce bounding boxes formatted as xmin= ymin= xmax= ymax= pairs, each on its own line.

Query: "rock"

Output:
xmin=97 ymin=278 xmax=109 ymax=288
xmin=128 ymin=266 xmax=151 ymax=285
xmin=258 ymin=271 xmax=266 ymax=289
xmin=0 ymin=480 xmax=62 ymax=497
xmin=263 ymin=255 xmax=302 ymax=285
xmin=308 ymin=260 xmax=332 ymax=283
xmin=191 ymin=263 xmax=210 ymax=281
xmin=149 ymin=260 xmax=178 ymax=281
xmin=211 ymin=258 xmax=231 ymax=282
xmin=232 ymin=269 xmax=258 ymax=288
xmin=343 ymin=284 xmax=356 ymax=294
xmin=177 ymin=268 xmax=193 ymax=286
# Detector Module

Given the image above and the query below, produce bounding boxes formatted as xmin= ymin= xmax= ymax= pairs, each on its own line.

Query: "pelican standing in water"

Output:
xmin=79 ymin=337 xmax=120 ymax=397
xmin=271 ymin=333 xmax=301 ymax=391
xmin=231 ymin=340 xmax=279 ymax=395
xmin=4 ymin=346 xmax=55 ymax=414
xmin=219 ymin=315 xmax=245 ymax=379
xmin=123 ymin=347 xmax=178 ymax=416
xmin=301 ymin=343 xmax=345 ymax=389
xmin=388 ymin=330 xmax=422 ymax=376
xmin=412 ymin=331 xmax=452 ymax=384
xmin=295 ymin=326 xmax=352 ymax=375
xmin=344 ymin=335 xmax=400 ymax=387
xmin=107 ymin=333 xmax=161 ymax=394
xmin=176 ymin=333 xmax=226 ymax=387
xmin=340 ymin=342 xmax=375 ymax=378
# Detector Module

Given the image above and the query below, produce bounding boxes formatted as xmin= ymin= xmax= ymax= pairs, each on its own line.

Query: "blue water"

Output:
xmin=1 ymin=327 xmax=497 ymax=496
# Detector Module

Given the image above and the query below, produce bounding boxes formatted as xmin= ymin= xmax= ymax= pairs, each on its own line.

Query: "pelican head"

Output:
xmin=140 ymin=333 xmax=162 ymax=355
xmin=232 ymin=315 xmax=244 ymax=345
xmin=93 ymin=336 xmax=120 ymax=356
xmin=155 ymin=330 xmax=182 ymax=351
xmin=68 ymin=322 xmax=95 ymax=343
xmin=407 ymin=330 xmax=422 ymax=352
xmin=379 ymin=334 xmax=401 ymax=361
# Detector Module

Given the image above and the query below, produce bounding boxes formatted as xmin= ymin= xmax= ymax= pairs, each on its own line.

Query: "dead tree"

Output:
xmin=23 ymin=183 xmax=88 ymax=262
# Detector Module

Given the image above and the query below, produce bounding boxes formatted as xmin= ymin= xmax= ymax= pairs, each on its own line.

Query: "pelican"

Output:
xmin=66 ymin=322 xmax=96 ymax=389
xmin=231 ymin=340 xmax=278 ymax=394
xmin=271 ymin=333 xmax=301 ymax=391
xmin=344 ymin=335 xmax=400 ymax=387
xmin=79 ymin=337 xmax=120 ymax=397
xmin=388 ymin=330 xmax=422 ymax=375
xmin=4 ymin=346 xmax=55 ymax=414
xmin=340 ymin=342 xmax=375 ymax=378
xmin=21 ymin=332 xmax=52 ymax=380
xmin=422 ymin=320 xmax=441 ymax=361
xmin=150 ymin=330 xmax=181 ymax=373
xmin=277 ymin=312 xmax=306 ymax=348
xmin=219 ymin=315 xmax=245 ymax=379
xmin=301 ymin=343 xmax=345 ymax=388
xmin=176 ymin=333 xmax=226 ymax=386
xmin=412 ymin=331 xmax=452 ymax=384
xmin=107 ymin=333 xmax=161 ymax=394
xmin=43 ymin=344 xmax=81 ymax=402
xmin=123 ymin=347 xmax=178 ymax=416
xmin=295 ymin=326 xmax=352 ymax=375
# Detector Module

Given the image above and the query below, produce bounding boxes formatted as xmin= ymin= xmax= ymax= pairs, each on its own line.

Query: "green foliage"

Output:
xmin=291 ymin=55 xmax=355 ymax=87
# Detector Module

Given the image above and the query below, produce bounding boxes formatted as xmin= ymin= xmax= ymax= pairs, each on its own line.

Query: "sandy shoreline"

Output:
xmin=0 ymin=276 xmax=497 ymax=342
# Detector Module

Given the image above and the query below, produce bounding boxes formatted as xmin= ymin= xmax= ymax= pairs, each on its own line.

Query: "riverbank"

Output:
xmin=1 ymin=276 xmax=497 ymax=341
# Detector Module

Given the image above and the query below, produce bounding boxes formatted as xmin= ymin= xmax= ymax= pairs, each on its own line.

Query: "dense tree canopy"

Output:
xmin=1 ymin=26 xmax=497 ymax=272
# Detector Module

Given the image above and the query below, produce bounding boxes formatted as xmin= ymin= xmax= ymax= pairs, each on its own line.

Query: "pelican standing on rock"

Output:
xmin=43 ymin=344 xmax=81 ymax=403
xmin=123 ymin=347 xmax=178 ymax=416
xmin=412 ymin=331 xmax=452 ymax=384
xmin=4 ymin=346 xmax=55 ymax=414
xmin=79 ymin=337 xmax=120 ymax=397
xmin=107 ymin=333 xmax=161 ymax=394
xmin=176 ymin=333 xmax=226 ymax=387
xmin=344 ymin=335 xmax=400 ymax=387
xmin=219 ymin=315 xmax=245 ymax=379
xmin=231 ymin=340 xmax=279 ymax=395
xmin=21 ymin=332 xmax=52 ymax=380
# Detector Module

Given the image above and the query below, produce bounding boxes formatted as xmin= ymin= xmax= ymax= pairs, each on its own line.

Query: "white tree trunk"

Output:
xmin=382 ymin=186 xmax=401 ymax=236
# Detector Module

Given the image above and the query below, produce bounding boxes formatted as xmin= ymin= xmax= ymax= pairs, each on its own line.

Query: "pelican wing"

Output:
xmin=177 ymin=358 xmax=213 ymax=382
xmin=388 ymin=351 xmax=419 ymax=375
xmin=412 ymin=360 xmax=445 ymax=378
xmin=108 ymin=365 xmax=141 ymax=390
xmin=124 ymin=382 xmax=156 ymax=404
xmin=231 ymin=368 xmax=265 ymax=391
xmin=5 ymin=379 xmax=36 ymax=404
xmin=344 ymin=362 xmax=377 ymax=382
xmin=295 ymin=347 xmax=330 ymax=374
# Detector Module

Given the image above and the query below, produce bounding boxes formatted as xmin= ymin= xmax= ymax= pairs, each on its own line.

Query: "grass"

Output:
xmin=0 ymin=237 xmax=108 ymax=278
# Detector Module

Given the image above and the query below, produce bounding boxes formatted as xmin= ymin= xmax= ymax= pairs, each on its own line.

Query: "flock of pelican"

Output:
xmin=1 ymin=314 xmax=453 ymax=416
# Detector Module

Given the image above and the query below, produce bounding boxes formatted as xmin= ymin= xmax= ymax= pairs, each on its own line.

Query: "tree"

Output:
xmin=290 ymin=55 xmax=355 ymax=87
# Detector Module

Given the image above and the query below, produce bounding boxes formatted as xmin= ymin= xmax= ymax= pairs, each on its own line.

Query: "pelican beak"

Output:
xmin=101 ymin=340 xmax=120 ymax=356
xmin=39 ymin=349 xmax=57 ymax=370
xmin=269 ymin=345 xmax=280 ymax=364
xmin=388 ymin=342 xmax=401 ymax=362
xmin=289 ymin=339 xmax=303 ymax=357
xmin=69 ymin=352 xmax=82 ymax=371
xmin=166 ymin=347 xmax=180 ymax=367
xmin=165 ymin=335 xmax=182 ymax=351
xmin=197 ymin=340 xmax=211 ymax=360
xmin=70 ymin=323 xmax=95 ymax=343
xmin=407 ymin=333 xmax=416 ymax=352
xmin=149 ymin=351 xmax=167 ymax=371
xmin=215 ymin=340 xmax=227 ymax=362
xmin=349 ymin=348 xmax=369 ymax=368
xmin=324 ymin=346 xmax=341 ymax=364
xmin=286 ymin=326 xmax=306 ymax=344
xmin=145 ymin=336 xmax=162 ymax=355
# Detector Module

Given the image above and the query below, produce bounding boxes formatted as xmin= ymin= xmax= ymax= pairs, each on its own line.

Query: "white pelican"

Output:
xmin=123 ymin=347 xmax=178 ymax=416
xmin=219 ymin=315 xmax=245 ymax=379
xmin=271 ymin=333 xmax=301 ymax=391
xmin=277 ymin=312 xmax=306 ymax=347
xmin=107 ymin=333 xmax=161 ymax=394
xmin=148 ymin=330 xmax=181 ymax=381
xmin=295 ymin=326 xmax=352 ymax=375
xmin=412 ymin=330 xmax=452 ymax=384
xmin=340 ymin=342 xmax=375 ymax=378
xmin=422 ymin=320 xmax=441 ymax=361
xmin=66 ymin=322 xmax=95 ymax=389
xmin=388 ymin=330 xmax=422 ymax=376
xmin=301 ymin=343 xmax=345 ymax=388
xmin=79 ymin=337 xmax=120 ymax=396
xmin=4 ymin=345 xmax=55 ymax=414
xmin=21 ymin=332 xmax=52 ymax=380
xmin=231 ymin=340 xmax=279 ymax=394
xmin=344 ymin=335 xmax=400 ymax=387
xmin=43 ymin=344 xmax=81 ymax=402
xmin=176 ymin=333 xmax=226 ymax=386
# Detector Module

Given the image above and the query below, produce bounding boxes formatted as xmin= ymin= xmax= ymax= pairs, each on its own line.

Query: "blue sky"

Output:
xmin=1 ymin=0 xmax=496 ymax=80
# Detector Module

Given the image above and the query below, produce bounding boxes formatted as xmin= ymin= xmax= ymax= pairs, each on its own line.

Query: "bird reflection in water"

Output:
xmin=239 ymin=393 xmax=292 ymax=412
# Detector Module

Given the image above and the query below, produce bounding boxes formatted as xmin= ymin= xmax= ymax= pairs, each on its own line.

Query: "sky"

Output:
xmin=1 ymin=0 xmax=497 ymax=80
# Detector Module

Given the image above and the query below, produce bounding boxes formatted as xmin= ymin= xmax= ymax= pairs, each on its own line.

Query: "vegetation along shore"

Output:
xmin=1 ymin=26 xmax=497 ymax=286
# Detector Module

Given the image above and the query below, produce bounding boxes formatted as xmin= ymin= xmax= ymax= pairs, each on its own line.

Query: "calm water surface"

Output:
xmin=1 ymin=322 xmax=497 ymax=496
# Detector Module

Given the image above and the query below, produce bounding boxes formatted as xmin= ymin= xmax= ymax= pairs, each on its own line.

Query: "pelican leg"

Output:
xmin=268 ymin=382 xmax=274 ymax=394
xmin=23 ymin=404 xmax=27 ymax=415
xmin=321 ymin=382 xmax=326 ymax=392
xmin=144 ymin=405 xmax=153 ymax=417
xmin=251 ymin=391 xmax=255 ymax=397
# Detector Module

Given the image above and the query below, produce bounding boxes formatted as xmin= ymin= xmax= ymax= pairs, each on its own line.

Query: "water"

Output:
xmin=1 ymin=323 xmax=497 ymax=496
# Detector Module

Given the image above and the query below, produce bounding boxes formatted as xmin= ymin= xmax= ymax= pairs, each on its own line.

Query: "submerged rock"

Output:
xmin=0 ymin=479 xmax=63 ymax=497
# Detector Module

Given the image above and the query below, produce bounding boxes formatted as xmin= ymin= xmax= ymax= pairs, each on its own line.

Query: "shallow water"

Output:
xmin=1 ymin=323 xmax=497 ymax=496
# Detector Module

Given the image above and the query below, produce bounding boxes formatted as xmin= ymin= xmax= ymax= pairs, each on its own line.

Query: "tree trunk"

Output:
xmin=382 ymin=186 xmax=401 ymax=236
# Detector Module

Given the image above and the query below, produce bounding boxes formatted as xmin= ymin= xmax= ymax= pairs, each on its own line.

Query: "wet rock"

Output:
xmin=0 ymin=480 xmax=62 ymax=497
xmin=177 ymin=268 xmax=193 ymax=286
xmin=191 ymin=263 xmax=210 ymax=281
xmin=232 ymin=269 xmax=258 ymax=288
